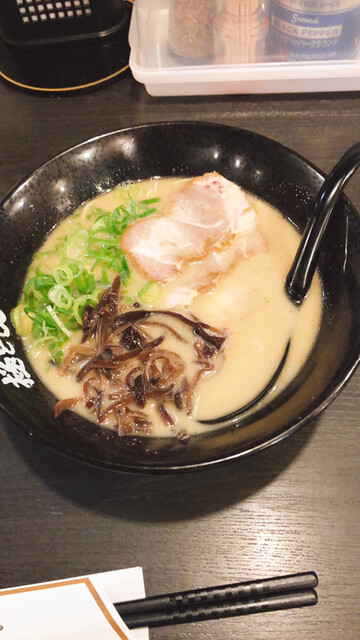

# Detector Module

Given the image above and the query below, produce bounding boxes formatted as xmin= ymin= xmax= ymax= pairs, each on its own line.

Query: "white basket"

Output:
xmin=129 ymin=0 xmax=360 ymax=96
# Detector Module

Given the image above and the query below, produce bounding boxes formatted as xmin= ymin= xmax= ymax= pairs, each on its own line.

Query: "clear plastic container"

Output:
xmin=128 ymin=0 xmax=360 ymax=96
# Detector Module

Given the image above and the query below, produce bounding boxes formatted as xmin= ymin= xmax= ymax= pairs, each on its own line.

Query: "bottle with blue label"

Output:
xmin=266 ymin=0 xmax=360 ymax=60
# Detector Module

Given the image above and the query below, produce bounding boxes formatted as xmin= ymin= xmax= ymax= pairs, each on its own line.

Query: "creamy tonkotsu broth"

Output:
xmin=14 ymin=175 xmax=323 ymax=439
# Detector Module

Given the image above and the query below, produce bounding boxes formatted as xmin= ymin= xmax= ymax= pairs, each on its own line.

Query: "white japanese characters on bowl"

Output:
xmin=0 ymin=310 xmax=34 ymax=390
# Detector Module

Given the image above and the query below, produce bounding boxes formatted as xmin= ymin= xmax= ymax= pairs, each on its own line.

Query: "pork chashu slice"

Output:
xmin=121 ymin=172 xmax=261 ymax=283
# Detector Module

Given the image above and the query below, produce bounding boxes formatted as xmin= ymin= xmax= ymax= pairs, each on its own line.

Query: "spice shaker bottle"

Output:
xmin=168 ymin=0 xmax=217 ymax=59
xmin=266 ymin=0 xmax=360 ymax=61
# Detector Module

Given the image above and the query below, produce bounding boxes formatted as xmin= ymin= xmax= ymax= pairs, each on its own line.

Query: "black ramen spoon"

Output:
xmin=286 ymin=141 xmax=360 ymax=304
xmin=201 ymin=142 xmax=360 ymax=426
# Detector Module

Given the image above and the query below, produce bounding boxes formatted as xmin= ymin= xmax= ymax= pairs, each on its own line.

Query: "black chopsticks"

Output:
xmin=115 ymin=571 xmax=318 ymax=629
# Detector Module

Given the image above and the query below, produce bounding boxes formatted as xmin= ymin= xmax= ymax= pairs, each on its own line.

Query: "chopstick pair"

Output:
xmin=115 ymin=571 xmax=318 ymax=629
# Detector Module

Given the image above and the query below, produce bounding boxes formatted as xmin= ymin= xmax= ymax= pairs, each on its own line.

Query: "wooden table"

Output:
xmin=0 ymin=74 xmax=359 ymax=639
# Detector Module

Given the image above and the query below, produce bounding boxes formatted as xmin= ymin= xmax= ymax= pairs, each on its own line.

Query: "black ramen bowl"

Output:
xmin=0 ymin=122 xmax=359 ymax=472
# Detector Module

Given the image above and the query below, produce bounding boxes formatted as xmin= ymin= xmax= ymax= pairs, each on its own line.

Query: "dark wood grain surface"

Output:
xmin=0 ymin=75 xmax=359 ymax=639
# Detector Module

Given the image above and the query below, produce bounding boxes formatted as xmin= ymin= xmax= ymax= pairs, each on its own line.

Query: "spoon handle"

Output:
xmin=286 ymin=141 xmax=360 ymax=304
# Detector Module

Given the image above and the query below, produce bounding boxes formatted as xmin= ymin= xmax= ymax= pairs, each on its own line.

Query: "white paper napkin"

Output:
xmin=0 ymin=567 xmax=149 ymax=640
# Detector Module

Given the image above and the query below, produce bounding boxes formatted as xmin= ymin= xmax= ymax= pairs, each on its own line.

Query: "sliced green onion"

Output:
xmin=137 ymin=281 xmax=161 ymax=305
xmin=15 ymin=188 xmax=162 ymax=365
xmin=110 ymin=208 xmax=129 ymax=235
xmin=24 ymin=274 xmax=56 ymax=303
xmin=24 ymin=278 xmax=41 ymax=301
xmin=72 ymin=292 xmax=100 ymax=325
xmin=48 ymin=285 xmax=73 ymax=310
xmin=101 ymin=269 xmax=110 ymax=285
xmin=92 ymin=207 xmax=108 ymax=219
xmin=53 ymin=265 xmax=74 ymax=286
xmin=30 ymin=331 xmax=56 ymax=352
xmin=139 ymin=197 xmax=161 ymax=205
xmin=74 ymin=271 xmax=95 ymax=294
xmin=52 ymin=350 xmax=64 ymax=365
xmin=64 ymin=229 xmax=88 ymax=259
xmin=138 ymin=207 xmax=157 ymax=218
xmin=46 ymin=305 xmax=73 ymax=337
xmin=63 ymin=259 xmax=83 ymax=278
xmin=11 ymin=305 xmax=27 ymax=337
xmin=28 ymin=307 xmax=60 ymax=332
